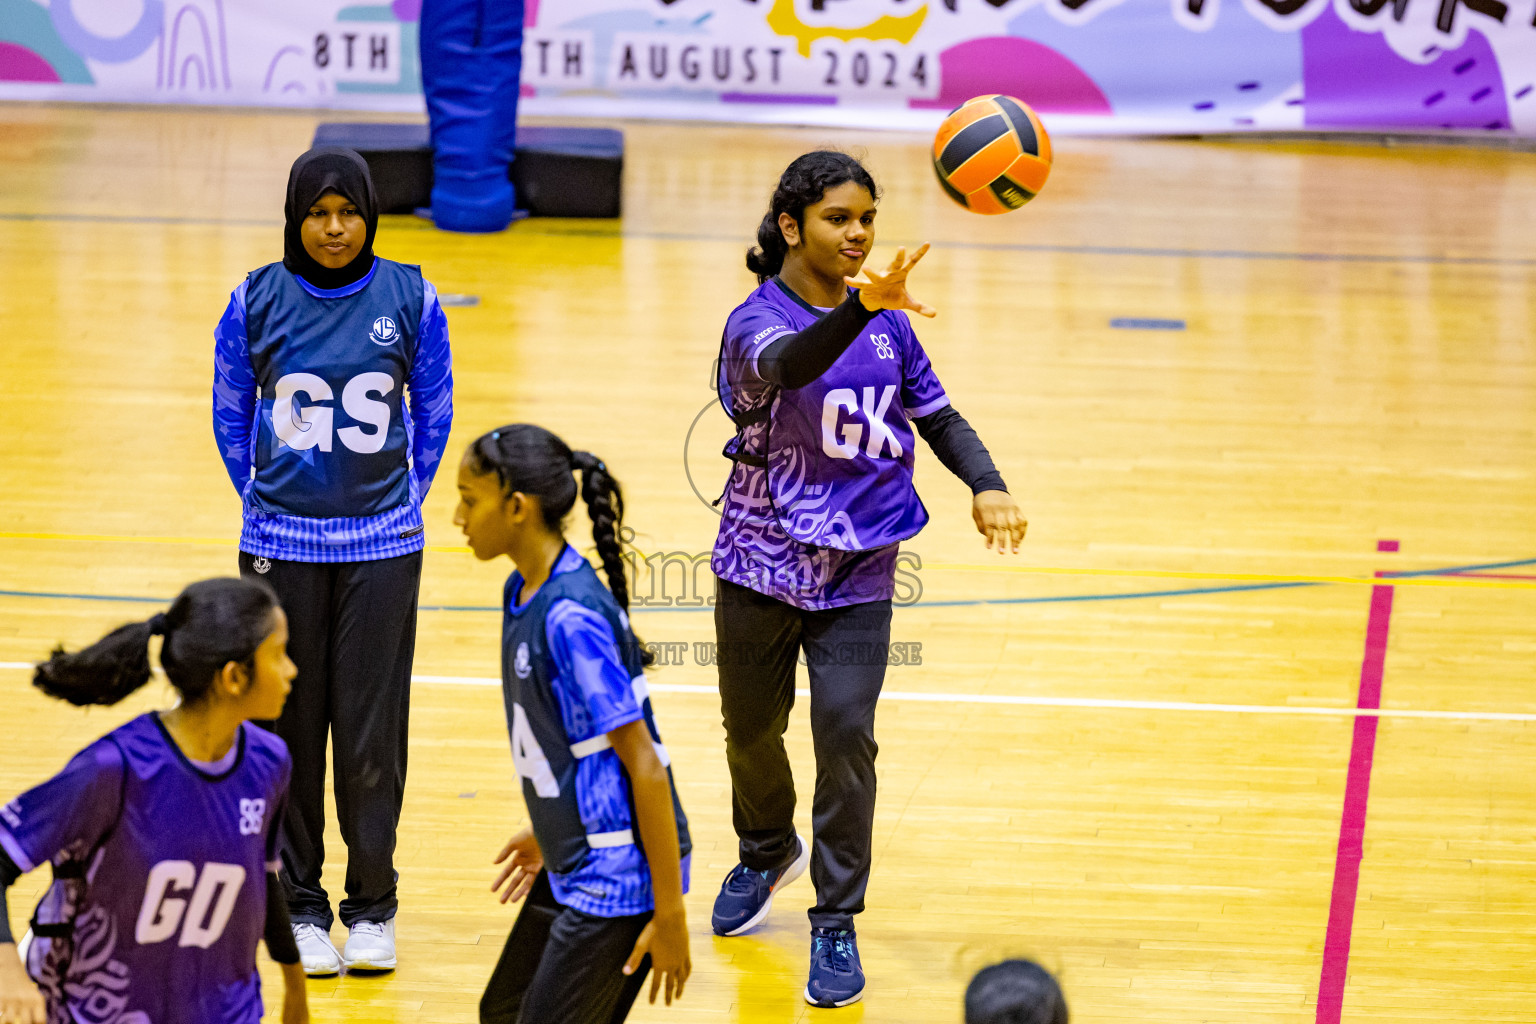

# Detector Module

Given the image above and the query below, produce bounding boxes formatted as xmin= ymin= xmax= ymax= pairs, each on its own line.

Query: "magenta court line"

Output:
xmin=1316 ymin=541 xmax=1398 ymax=1024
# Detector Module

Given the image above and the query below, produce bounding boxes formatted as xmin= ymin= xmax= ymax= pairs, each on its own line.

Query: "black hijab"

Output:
xmin=283 ymin=147 xmax=378 ymax=290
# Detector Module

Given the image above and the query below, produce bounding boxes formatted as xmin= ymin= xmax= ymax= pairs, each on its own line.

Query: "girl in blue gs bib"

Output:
xmin=454 ymin=424 xmax=692 ymax=1024
xmin=211 ymin=148 xmax=454 ymax=974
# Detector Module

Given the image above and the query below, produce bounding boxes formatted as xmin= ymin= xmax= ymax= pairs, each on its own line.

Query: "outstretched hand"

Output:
xmin=491 ymin=826 xmax=544 ymax=904
xmin=847 ymin=243 xmax=936 ymax=318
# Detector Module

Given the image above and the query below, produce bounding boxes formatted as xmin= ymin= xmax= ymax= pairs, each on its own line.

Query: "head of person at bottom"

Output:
xmin=454 ymin=424 xmax=652 ymax=662
xmin=282 ymin=146 xmax=379 ymax=290
xmin=965 ymin=959 xmax=1068 ymax=1024
xmin=32 ymin=576 xmax=295 ymax=725
xmin=747 ymin=150 xmax=881 ymax=301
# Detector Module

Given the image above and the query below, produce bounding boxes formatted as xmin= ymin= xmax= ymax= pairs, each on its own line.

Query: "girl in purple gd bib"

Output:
xmin=0 ymin=578 xmax=308 ymax=1024
xmin=709 ymin=152 xmax=1028 ymax=1007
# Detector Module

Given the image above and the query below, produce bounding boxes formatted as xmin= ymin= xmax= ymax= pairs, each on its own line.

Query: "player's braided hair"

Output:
xmin=746 ymin=150 xmax=881 ymax=284
xmin=34 ymin=577 xmax=279 ymax=707
xmin=468 ymin=425 xmax=654 ymax=666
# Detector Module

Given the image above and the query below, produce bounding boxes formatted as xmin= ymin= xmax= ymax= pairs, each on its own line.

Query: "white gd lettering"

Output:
xmin=820 ymin=385 xmax=901 ymax=460
xmin=135 ymin=861 xmax=247 ymax=949
xmin=510 ymin=703 xmax=560 ymax=798
xmin=272 ymin=372 xmax=394 ymax=454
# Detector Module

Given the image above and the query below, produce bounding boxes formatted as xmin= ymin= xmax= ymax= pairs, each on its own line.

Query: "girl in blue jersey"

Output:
xmin=710 ymin=152 xmax=1029 ymax=1007
xmin=211 ymin=147 xmax=454 ymax=974
xmin=453 ymin=425 xmax=692 ymax=1024
xmin=0 ymin=578 xmax=308 ymax=1024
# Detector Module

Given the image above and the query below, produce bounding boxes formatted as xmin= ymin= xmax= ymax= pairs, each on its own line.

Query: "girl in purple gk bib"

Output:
xmin=0 ymin=578 xmax=308 ymax=1024
xmin=710 ymin=152 xmax=1029 ymax=1008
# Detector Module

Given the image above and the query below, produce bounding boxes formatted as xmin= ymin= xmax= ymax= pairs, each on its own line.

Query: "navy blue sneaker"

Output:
xmin=805 ymin=927 xmax=864 ymax=1007
xmin=711 ymin=834 xmax=810 ymax=936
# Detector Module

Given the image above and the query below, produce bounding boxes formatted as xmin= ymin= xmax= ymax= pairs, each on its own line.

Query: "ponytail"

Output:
xmin=34 ymin=578 xmax=279 ymax=707
xmin=745 ymin=150 xmax=881 ymax=283
xmin=34 ymin=620 xmax=157 ymax=707
xmin=467 ymin=425 xmax=655 ymax=667
xmin=569 ymin=451 xmax=633 ymax=615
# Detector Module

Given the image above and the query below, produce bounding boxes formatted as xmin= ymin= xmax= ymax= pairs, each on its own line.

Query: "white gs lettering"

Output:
xmin=272 ymin=372 xmax=395 ymax=454
xmin=272 ymin=373 xmax=333 ymax=452
xmin=135 ymin=861 xmax=247 ymax=948
xmin=337 ymin=372 xmax=395 ymax=454
xmin=820 ymin=385 xmax=902 ymax=460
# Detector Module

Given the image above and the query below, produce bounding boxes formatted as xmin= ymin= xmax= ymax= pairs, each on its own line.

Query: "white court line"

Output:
xmin=6 ymin=663 xmax=1533 ymax=723
xmin=413 ymin=673 xmax=1536 ymax=723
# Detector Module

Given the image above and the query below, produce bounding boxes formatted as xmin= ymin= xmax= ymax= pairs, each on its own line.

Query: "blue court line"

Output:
xmin=1111 ymin=317 xmax=1187 ymax=330
xmin=4 ymin=211 xmax=1536 ymax=268
xmin=3 ymin=556 xmax=1532 ymax=613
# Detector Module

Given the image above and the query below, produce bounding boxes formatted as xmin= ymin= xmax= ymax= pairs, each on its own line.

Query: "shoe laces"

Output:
xmin=294 ymin=923 xmax=328 ymax=943
xmin=724 ymin=864 xmax=772 ymax=896
xmin=812 ymin=929 xmax=856 ymax=975
xmin=351 ymin=920 xmax=386 ymax=939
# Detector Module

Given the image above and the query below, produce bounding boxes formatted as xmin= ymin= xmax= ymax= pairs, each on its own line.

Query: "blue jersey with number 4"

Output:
xmin=500 ymin=545 xmax=692 ymax=918
xmin=0 ymin=715 xmax=290 ymax=1024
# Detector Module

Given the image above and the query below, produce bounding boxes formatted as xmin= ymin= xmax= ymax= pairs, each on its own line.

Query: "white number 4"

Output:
xmin=511 ymin=703 xmax=560 ymax=798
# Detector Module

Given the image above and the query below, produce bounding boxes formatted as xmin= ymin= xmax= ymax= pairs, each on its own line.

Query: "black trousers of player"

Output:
xmin=480 ymin=872 xmax=653 ymax=1024
xmin=714 ymin=576 xmax=893 ymax=932
xmin=239 ymin=550 xmax=421 ymax=928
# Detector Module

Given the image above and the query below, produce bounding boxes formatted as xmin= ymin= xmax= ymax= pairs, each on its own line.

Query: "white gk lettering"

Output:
xmin=820 ymin=385 xmax=903 ymax=460
xmin=272 ymin=372 xmax=395 ymax=454
xmin=135 ymin=861 xmax=246 ymax=948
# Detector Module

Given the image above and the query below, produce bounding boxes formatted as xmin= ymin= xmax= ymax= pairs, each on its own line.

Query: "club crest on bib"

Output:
xmin=369 ymin=316 xmax=399 ymax=346
xmin=514 ymin=642 xmax=532 ymax=679
xmin=238 ymin=798 xmax=266 ymax=836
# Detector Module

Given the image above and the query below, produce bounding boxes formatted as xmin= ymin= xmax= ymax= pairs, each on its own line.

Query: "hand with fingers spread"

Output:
xmin=490 ymin=826 xmax=544 ymax=904
xmin=622 ymin=906 xmax=691 ymax=1006
xmin=973 ymin=490 xmax=1028 ymax=553
xmin=0 ymin=944 xmax=45 ymax=1024
xmin=846 ymin=243 xmax=937 ymax=318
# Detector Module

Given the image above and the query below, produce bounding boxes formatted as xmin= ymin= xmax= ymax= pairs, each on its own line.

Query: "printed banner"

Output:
xmin=2 ymin=0 xmax=1534 ymax=135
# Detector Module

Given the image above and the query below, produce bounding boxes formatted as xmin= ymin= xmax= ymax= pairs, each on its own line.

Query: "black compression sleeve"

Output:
xmin=0 ymin=848 xmax=21 ymax=945
xmin=263 ymin=873 xmax=299 ymax=965
xmin=913 ymin=405 xmax=1007 ymax=495
xmin=757 ymin=291 xmax=880 ymax=389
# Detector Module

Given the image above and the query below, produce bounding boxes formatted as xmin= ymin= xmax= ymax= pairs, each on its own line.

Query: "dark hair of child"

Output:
xmin=466 ymin=424 xmax=655 ymax=666
xmin=33 ymin=577 xmax=280 ymax=707
xmin=745 ymin=150 xmax=881 ymax=283
xmin=965 ymin=959 xmax=1068 ymax=1024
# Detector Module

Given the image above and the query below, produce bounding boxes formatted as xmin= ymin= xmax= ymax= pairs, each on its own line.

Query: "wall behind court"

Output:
xmin=2 ymin=0 xmax=1534 ymax=135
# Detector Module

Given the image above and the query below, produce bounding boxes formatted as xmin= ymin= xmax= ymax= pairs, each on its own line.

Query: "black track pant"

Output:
xmin=239 ymin=550 xmax=422 ymax=928
xmin=714 ymin=576 xmax=892 ymax=931
xmin=480 ymin=872 xmax=653 ymax=1024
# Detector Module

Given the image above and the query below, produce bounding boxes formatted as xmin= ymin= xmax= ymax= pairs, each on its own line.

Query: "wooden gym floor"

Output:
xmin=1 ymin=105 xmax=1534 ymax=1023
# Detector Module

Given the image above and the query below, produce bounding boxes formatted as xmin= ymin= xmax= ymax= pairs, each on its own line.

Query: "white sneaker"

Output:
xmin=341 ymin=919 xmax=396 ymax=971
xmin=292 ymin=922 xmax=341 ymax=977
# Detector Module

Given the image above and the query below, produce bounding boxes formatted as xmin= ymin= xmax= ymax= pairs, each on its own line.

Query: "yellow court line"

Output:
xmin=2 ymin=531 xmax=1532 ymax=590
